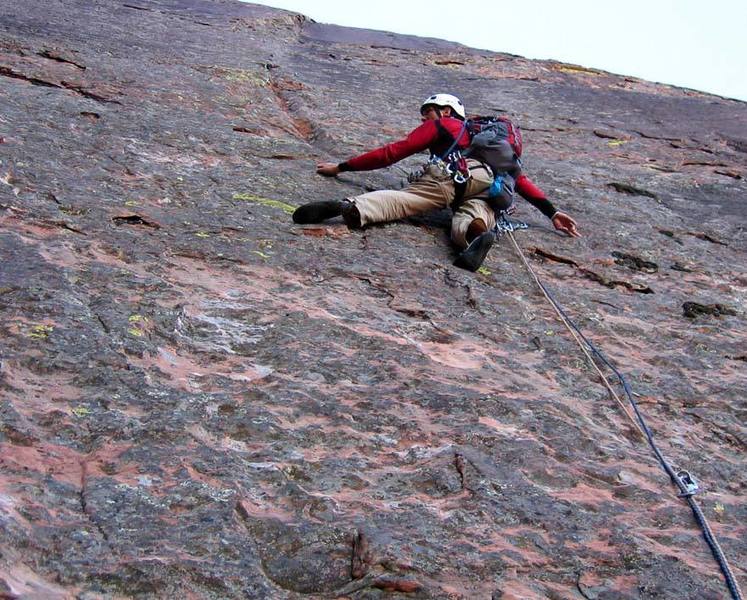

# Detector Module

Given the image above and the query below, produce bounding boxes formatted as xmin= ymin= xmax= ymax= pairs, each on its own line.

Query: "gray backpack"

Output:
xmin=463 ymin=116 xmax=523 ymax=177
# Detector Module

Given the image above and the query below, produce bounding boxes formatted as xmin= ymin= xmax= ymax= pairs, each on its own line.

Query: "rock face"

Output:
xmin=1 ymin=1 xmax=745 ymax=598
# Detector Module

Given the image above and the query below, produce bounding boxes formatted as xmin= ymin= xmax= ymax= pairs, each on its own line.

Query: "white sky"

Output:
xmin=245 ymin=0 xmax=747 ymax=102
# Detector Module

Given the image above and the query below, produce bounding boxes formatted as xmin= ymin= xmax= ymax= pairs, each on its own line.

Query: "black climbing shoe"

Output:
xmin=454 ymin=231 xmax=496 ymax=271
xmin=292 ymin=199 xmax=344 ymax=224
xmin=341 ymin=201 xmax=362 ymax=229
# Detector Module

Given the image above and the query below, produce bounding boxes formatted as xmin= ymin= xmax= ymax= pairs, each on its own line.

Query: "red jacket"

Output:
xmin=338 ymin=117 xmax=549 ymax=204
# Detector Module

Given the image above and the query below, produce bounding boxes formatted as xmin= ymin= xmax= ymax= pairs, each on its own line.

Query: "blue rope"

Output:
xmin=531 ymin=276 xmax=743 ymax=600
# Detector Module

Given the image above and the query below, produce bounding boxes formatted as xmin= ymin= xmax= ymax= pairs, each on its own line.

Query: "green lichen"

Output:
xmin=477 ymin=266 xmax=492 ymax=276
xmin=233 ymin=193 xmax=296 ymax=214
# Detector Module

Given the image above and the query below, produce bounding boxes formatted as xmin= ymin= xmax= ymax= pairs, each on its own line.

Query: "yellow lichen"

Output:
xmin=556 ymin=65 xmax=601 ymax=76
xmin=233 ymin=193 xmax=296 ymax=214
xmin=201 ymin=65 xmax=269 ymax=86
xmin=29 ymin=324 xmax=54 ymax=339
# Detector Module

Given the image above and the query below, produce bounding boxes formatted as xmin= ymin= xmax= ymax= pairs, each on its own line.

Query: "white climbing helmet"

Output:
xmin=420 ymin=93 xmax=466 ymax=119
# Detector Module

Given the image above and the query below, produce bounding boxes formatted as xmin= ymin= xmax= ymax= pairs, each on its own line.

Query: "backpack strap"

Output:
xmin=437 ymin=119 xmax=469 ymax=161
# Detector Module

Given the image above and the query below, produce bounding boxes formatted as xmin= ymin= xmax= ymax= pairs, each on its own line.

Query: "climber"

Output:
xmin=292 ymin=93 xmax=580 ymax=271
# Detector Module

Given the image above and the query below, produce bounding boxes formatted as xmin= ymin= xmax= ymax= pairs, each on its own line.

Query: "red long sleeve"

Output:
xmin=342 ymin=118 xmax=468 ymax=171
xmin=515 ymin=174 xmax=546 ymax=201
xmin=516 ymin=174 xmax=557 ymax=218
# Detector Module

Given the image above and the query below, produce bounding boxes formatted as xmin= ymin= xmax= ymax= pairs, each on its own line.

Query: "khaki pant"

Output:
xmin=347 ymin=159 xmax=499 ymax=249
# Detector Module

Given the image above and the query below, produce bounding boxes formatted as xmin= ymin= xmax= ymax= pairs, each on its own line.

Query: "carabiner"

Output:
xmin=494 ymin=212 xmax=528 ymax=234
xmin=675 ymin=470 xmax=699 ymax=497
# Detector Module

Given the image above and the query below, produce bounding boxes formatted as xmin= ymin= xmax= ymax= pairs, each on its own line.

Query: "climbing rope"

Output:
xmin=502 ymin=225 xmax=644 ymax=437
xmin=504 ymin=230 xmax=744 ymax=600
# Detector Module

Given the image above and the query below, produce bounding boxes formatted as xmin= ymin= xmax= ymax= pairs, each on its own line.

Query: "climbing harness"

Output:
xmin=505 ymin=230 xmax=744 ymax=600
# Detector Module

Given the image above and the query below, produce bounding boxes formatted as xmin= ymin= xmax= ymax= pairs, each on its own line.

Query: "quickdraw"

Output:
xmin=427 ymin=153 xmax=470 ymax=184
xmin=445 ymin=153 xmax=470 ymax=184
xmin=492 ymin=209 xmax=528 ymax=235
xmin=675 ymin=470 xmax=699 ymax=498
